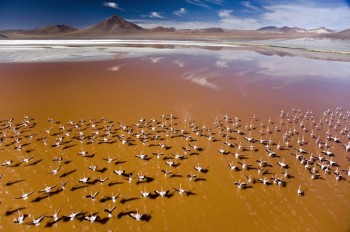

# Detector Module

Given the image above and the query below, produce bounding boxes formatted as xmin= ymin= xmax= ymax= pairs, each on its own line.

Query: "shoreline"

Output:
xmin=0 ymin=38 xmax=350 ymax=63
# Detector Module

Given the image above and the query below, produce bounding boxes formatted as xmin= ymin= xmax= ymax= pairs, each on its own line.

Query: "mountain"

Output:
xmin=308 ymin=27 xmax=334 ymax=34
xmin=325 ymin=29 xmax=350 ymax=39
xmin=258 ymin=26 xmax=335 ymax=34
xmin=258 ymin=26 xmax=278 ymax=31
xmin=0 ymin=34 xmax=7 ymax=38
xmin=200 ymin=27 xmax=224 ymax=33
xmin=258 ymin=26 xmax=306 ymax=33
xmin=150 ymin=26 xmax=176 ymax=33
xmin=279 ymin=26 xmax=306 ymax=33
xmin=30 ymin=25 xmax=78 ymax=34
xmin=257 ymin=26 xmax=306 ymax=32
xmin=85 ymin=15 xmax=144 ymax=34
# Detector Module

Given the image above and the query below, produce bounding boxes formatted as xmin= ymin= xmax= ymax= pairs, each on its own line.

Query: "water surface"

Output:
xmin=0 ymin=45 xmax=350 ymax=231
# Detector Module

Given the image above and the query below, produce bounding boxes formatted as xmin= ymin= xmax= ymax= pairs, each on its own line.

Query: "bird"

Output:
xmin=97 ymin=177 xmax=109 ymax=185
xmin=60 ymin=181 xmax=68 ymax=190
xmin=102 ymin=156 xmax=116 ymax=163
xmin=78 ymin=175 xmax=90 ymax=183
xmin=152 ymin=152 xmax=164 ymax=159
xmin=266 ymin=148 xmax=277 ymax=157
xmin=38 ymin=184 xmax=56 ymax=193
xmin=135 ymin=154 xmax=147 ymax=160
xmin=155 ymin=188 xmax=169 ymax=197
xmin=342 ymin=166 xmax=350 ymax=176
xmin=171 ymin=152 xmax=185 ymax=159
xmin=321 ymin=149 xmax=334 ymax=157
xmin=343 ymin=142 xmax=350 ymax=151
xmin=104 ymin=205 xmax=117 ymax=218
xmin=335 ymin=173 xmax=343 ymax=181
xmin=234 ymin=179 xmax=247 ymax=189
xmin=296 ymin=147 xmax=307 ymax=154
xmin=65 ymin=210 xmax=82 ymax=221
xmin=194 ymin=163 xmax=205 ymax=172
xmin=189 ymin=143 xmax=202 ymax=151
xmin=111 ymin=193 xmax=120 ymax=203
xmin=140 ymin=187 xmax=151 ymax=198
xmin=50 ymin=208 xmax=61 ymax=222
xmin=85 ymin=212 xmax=99 ymax=223
xmin=126 ymin=174 xmax=134 ymax=183
xmin=165 ymin=160 xmax=175 ymax=167
xmin=218 ymin=147 xmax=228 ymax=155
xmin=29 ymin=214 xmax=46 ymax=226
xmin=187 ymin=173 xmax=197 ymax=181
xmin=256 ymin=157 xmax=268 ymax=167
xmin=77 ymin=149 xmax=88 ymax=156
xmin=297 ymin=185 xmax=303 ymax=196
xmin=113 ymin=168 xmax=125 ymax=176
xmin=15 ymin=189 xmax=33 ymax=200
xmin=13 ymin=210 xmax=28 ymax=224
xmin=49 ymin=165 xmax=61 ymax=175
xmin=277 ymin=158 xmax=288 ymax=168
xmin=137 ymin=173 xmax=146 ymax=182
xmin=161 ymin=169 xmax=172 ymax=177
xmin=245 ymin=175 xmax=255 ymax=184
xmin=88 ymin=165 xmax=97 ymax=171
xmin=257 ymin=177 xmax=270 ymax=185
xmin=173 ymin=184 xmax=186 ymax=195
xmin=20 ymin=156 xmax=33 ymax=164
xmin=233 ymin=150 xmax=242 ymax=159
xmin=86 ymin=191 xmax=99 ymax=201
xmin=52 ymin=156 xmax=63 ymax=162
xmin=129 ymin=209 xmax=143 ymax=221
xmin=228 ymin=163 xmax=239 ymax=171
xmin=2 ymin=160 xmax=13 ymax=167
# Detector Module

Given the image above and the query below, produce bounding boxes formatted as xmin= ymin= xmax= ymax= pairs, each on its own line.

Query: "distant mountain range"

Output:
xmin=27 ymin=24 xmax=78 ymax=34
xmin=0 ymin=15 xmax=348 ymax=39
xmin=258 ymin=26 xmax=335 ymax=33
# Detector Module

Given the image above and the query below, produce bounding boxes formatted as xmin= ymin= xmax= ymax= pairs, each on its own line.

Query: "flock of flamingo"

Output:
xmin=1 ymin=106 xmax=349 ymax=228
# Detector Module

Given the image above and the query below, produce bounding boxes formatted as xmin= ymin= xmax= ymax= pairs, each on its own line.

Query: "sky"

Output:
xmin=0 ymin=0 xmax=349 ymax=30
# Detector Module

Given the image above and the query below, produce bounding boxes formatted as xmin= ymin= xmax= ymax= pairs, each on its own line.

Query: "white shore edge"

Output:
xmin=0 ymin=38 xmax=349 ymax=63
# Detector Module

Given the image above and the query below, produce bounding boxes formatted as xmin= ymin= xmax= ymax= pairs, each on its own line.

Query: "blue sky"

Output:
xmin=0 ymin=0 xmax=349 ymax=30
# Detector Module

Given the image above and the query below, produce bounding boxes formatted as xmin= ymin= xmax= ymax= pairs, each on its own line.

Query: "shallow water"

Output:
xmin=0 ymin=46 xmax=350 ymax=231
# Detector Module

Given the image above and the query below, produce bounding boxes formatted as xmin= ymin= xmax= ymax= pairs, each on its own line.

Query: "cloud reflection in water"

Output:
xmin=182 ymin=69 xmax=220 ymax=90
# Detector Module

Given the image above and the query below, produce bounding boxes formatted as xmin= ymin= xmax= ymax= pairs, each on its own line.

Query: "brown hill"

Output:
xmin=200 ymin=27 xmax=224 ymax=33
xmin=29 ymin=25 xmax=78 ymax=34
xmin=325 ymin=29 xmax=350 ymax=39
xmin=258 ymin=26 xmax=306 ymax=33
xmin=150 ymin=26 xmax=176 ymax=33
xmin=0 ymin=34 xmax=8 ymax=38
xmin=85 ymin=15 xmax=145 ymax=34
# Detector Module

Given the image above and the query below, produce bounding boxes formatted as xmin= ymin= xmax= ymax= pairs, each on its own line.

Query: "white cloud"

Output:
xmin=103 ymin=2 xmax=122 ymax=10
xmin=185 ymin=0 xmax=210 ymax=9
xmin=150 ymin=11 xmax=165 ymax=18
xmin=135 ymin=19 xmax=217 ymax=29
xmin=133 ymin=2 xmax=350 ymax=30
xmin=219 ymin=17 xmax=263 ymax=30
xmin=186 ymin=0 xmax=226 ymax=9
xmin=217 ymin=3 xmax=350 ymax=30
xmin=218 ymin=9 xmax=233 ymax=18
xmin=242 ymin=1 xmax=260 ymax=11
xmin=262 ymin=4 xmax=350 ymax=30
xmin=173 ymin=8 xmax=188 ymax=16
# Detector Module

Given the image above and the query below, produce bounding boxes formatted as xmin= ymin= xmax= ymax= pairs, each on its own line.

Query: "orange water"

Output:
xmin=0 ymin=49 xmax=350 ymax=231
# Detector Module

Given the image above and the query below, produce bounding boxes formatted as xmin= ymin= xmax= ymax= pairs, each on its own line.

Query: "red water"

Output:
xmin=0 ymin=52 xmax=350 ymax=231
